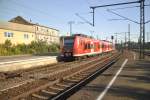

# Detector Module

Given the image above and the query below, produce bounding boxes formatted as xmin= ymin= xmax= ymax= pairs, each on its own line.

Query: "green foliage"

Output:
xmin=4 ymin=39 xmax=12 ymax=50
xmin=0 ymin=40 xmax=59 ymax=56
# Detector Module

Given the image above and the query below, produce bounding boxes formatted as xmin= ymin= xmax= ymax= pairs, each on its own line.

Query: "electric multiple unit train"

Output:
xmin=60 ymin=34 xmax=114 ymax=60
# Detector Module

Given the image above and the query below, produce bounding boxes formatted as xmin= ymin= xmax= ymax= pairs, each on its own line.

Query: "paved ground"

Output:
xmin=68 ymin=51 xmax=150 ymax=100
xmin=0 ymin=55 xmax=56 ymax=63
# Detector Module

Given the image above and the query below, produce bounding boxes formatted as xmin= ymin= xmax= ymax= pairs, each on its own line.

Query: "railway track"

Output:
xmin=133 ymin=49 xmax=150 ymax=56
xmin=0 ymin=52 xmax=120 ymax=100
xmin=0 ymin=55 xmax=101 ymax=80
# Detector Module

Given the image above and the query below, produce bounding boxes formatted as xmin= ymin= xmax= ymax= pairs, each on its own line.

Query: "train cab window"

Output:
xmin=64 ymin=38 xmax=74 ymax=47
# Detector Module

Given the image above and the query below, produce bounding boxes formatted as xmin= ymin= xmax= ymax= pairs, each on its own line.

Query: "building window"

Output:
xmin=36 ymin=27 xmax=38 ymax=31
xmin=52 ymin=31 xmax=54 ymax=36
xmin=4 ymin=32 xmax=13 ymax=37
xmin=24 ymin=34 xmax=29 ymax=39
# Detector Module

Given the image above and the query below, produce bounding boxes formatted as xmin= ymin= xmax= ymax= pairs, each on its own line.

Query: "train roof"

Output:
xmin=61 ymin=34 xmax=94 ymax=39
xmin=60 ymin=34 xmax=112 ymax=43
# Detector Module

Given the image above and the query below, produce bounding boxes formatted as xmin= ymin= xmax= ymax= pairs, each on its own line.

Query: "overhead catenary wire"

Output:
xmin=75 ymin=13 xmax=93 ymax=26
xmin=89 ymin=0 xmax=147 ymax=59
xmin=108 ymin=4 xmax=150 ymax=11
xmin=107 ymin=9 xmax=140 ymax=24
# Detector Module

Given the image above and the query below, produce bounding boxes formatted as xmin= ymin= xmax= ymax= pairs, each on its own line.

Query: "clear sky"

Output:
xmin=0 ymin=0 xmax=150 ymax=42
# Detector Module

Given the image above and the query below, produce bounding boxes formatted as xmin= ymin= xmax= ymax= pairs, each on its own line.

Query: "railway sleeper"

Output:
xmin=79 ymin=72 xmax=91 ymax=76
xmin=48 ymin=86 xmax=64 ymax=91
xmin=71 ymin=76 xmax=84 ymax=80
xmin=32 ymin=93 xmax=49 ymax=100
xmin=56 ymin=83 xmax=70 ymax=88
xmin=41 ymin=89 xmax=57 ymax=95
xmin=65 ymin=78 xmax=80 ymax=83
xmin=61 ymin=80 xmax=75 ymax=86
xmin=73 ymin=75 xmax=86 ymax=79
xmin=73 ymin=76 xmax=86 ymax=79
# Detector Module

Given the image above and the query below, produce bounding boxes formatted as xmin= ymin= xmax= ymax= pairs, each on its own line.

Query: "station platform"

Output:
xmin=0 ymin=55 xmax=58 ymax=72
xmin=68 ymin=51 xmax=150 ymax=100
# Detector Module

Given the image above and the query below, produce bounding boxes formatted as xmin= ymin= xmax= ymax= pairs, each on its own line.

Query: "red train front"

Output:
xmin=60 ymin=34 xmax=114 ymax=60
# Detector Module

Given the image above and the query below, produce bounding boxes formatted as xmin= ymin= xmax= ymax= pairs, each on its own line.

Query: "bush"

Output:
xmin=0 ymin=40 xmax=60 ymax=56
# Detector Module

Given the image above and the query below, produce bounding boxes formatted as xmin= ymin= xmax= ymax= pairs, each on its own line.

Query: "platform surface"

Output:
xmin=0 ymin=55 xmax=57 ymax=72
xmin=0 ymin=55 xmax=57 ymax=63
xmin=68 ymin=51 xmax=150 ymax=100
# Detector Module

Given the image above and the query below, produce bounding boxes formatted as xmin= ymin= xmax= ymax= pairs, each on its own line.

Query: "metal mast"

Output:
xmin=128 ymin=24 xmax=130 ymax=50
xmin=90 ymin=0 xmax=146 ymax=59
xmin=139 ymin=0 xmax=145 ymax=59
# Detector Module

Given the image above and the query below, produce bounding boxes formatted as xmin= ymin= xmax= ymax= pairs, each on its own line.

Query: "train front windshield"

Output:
xmin=64 ymin=37 xmax=74 ymax=49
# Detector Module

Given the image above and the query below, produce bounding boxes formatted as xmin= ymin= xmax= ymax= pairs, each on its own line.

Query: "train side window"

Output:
xmin=100 ymin=44 xmax=102 ymax=48
xmin=86 ymin=44 xmax=88 ymax=49
xmin=80 ymin=41 xmax=82 ymax=46
xmin=98 ymin=44 xmax=100 ymax=49
xmin=90 ymin=44 xmax=92 ymax=49
xmin=102 ymin=44 xmax=104 ymax=48
xmin=94 ymin=44 xmax=96 ymax=49
xmin=88 ymin=43 xmax=90 ymax=49
xmin=91 ymin=44 xmax=94 ymax=49
xmin=84 ymin=44 xmax=87 ymax=49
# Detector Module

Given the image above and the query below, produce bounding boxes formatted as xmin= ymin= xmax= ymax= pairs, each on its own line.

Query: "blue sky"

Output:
xmin=0 ymin=0 xmax=150 ymax=42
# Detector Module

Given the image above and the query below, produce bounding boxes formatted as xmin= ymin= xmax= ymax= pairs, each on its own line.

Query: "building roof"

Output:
xmin=9 ymin=16 xmax=33 ymax=25
xmin=9 ymin=16 xmax=59 ymax=31
xmin=0 ymin=20 xmax=35 ymax=33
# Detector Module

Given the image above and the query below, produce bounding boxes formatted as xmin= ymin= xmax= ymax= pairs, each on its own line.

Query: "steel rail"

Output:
xmin=51 ymin=54 xmax=121 ymax=100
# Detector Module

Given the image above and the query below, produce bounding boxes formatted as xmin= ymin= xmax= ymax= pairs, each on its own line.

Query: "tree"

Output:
xmin=4 ymin=39 xmax=12 ymax=49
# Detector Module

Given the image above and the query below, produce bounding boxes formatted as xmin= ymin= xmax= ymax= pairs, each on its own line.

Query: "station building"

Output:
xmin=34 ymin=24 xmax=59 ymax=44
xmin=0 ymin=20 xmax=35 ymax=45
xmin=9 ymin=16 xmax=60 ymax=44
xmin=0 ymin=16 xmax=60 ymax=45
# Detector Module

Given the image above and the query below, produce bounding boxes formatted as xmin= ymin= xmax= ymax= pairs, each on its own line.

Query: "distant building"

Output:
xmin=9 ymin=16 xmax=60 ymax=44
xmin=0 ymin=21 xmax=35 ymax=45
xmin=35 ymin=24 xmax=59 ymax=44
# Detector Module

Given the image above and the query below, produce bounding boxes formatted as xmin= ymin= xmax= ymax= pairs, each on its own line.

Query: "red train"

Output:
xmin=60 ymin=34 xmax=114 ymax=60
